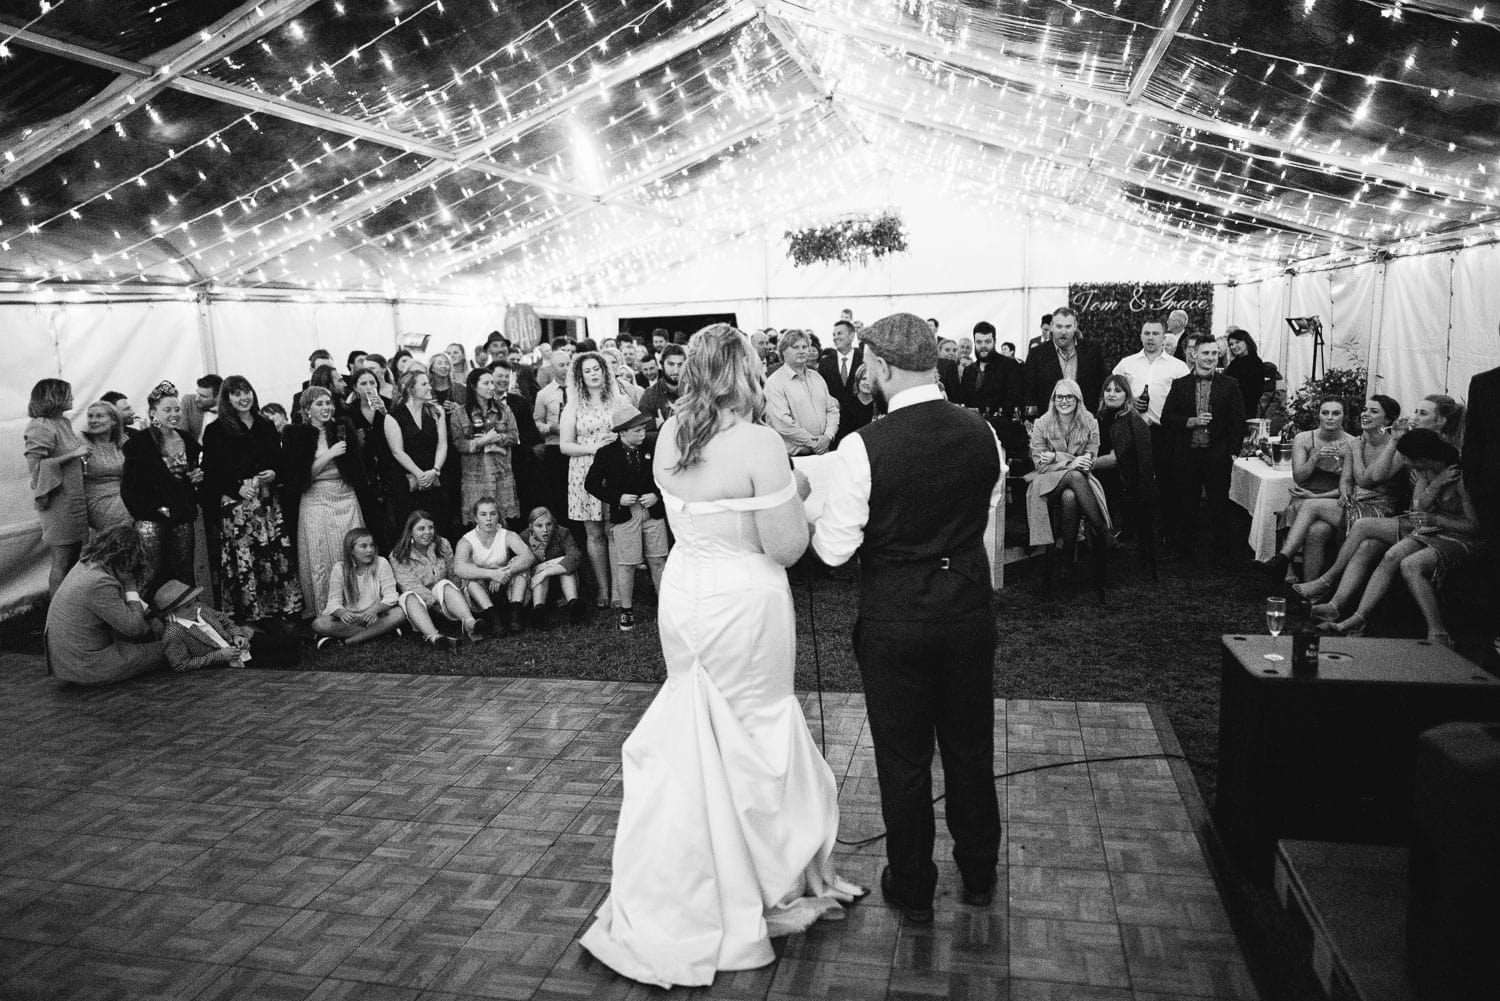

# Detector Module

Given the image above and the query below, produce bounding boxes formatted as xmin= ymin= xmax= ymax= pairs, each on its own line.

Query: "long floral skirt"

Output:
xmin=220 ymin=496 xmax=304 ymax=620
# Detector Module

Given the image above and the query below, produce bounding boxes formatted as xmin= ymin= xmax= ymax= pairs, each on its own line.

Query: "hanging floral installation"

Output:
xmin=784 ymin=211 xmax=909 ymax=268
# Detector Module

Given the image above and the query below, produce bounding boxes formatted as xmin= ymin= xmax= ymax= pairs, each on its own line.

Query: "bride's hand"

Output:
xmin=793 ymin=469 xmax=812 ymax=501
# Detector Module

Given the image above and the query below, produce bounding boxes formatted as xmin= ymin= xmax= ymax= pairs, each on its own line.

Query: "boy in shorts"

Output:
xmin=585 ymin=405 xmax=669 ymax=631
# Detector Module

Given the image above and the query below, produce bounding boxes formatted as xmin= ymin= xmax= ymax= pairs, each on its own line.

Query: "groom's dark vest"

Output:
xmin=855 ymin=400 xmax=1000 ymax=621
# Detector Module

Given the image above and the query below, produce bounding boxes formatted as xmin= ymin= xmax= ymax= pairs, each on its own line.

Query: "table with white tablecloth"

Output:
xmin=1230 ymin=457 xmax=1294 ymax=562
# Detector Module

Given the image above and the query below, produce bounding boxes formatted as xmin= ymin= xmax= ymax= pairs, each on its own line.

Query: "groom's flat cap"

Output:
xmin=861 ymin=313 xmax=938 ymax=372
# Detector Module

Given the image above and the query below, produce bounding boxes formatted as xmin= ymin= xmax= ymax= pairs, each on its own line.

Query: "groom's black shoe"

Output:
xmin=961 ymin=880 xmax=995 ymax=907
xmin=880 ymin=866 xmax=933 ymax=925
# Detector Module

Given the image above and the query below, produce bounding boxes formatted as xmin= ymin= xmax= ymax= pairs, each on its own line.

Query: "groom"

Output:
xmin=811 ymin=312 xmax=1005 ymax=922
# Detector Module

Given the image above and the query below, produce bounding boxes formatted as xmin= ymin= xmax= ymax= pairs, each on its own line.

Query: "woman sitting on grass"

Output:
xmin=1299 ymin=430 xmax=1480 ymax=646
xmin=312 ymin=528 xmax=407 ymax=650
xmin=389 ymin=509 xmax=480 ymax=648
xmin=454 ymin=497 xmax=535 ymax=636
xmin=518 ymin=506 xmax=583 ymax=627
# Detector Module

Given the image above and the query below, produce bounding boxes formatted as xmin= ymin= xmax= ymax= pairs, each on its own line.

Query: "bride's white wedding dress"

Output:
xmin=578 ymin=479 xmax=864 ymax=987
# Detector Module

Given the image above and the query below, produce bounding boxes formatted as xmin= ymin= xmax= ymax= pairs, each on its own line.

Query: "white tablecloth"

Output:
xmin=1230 ymin=457 xmax=1294 ymax=562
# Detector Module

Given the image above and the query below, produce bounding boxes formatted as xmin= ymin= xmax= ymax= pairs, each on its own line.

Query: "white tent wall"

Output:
xmin=584 ymin=189 xmax=1219 ymax=356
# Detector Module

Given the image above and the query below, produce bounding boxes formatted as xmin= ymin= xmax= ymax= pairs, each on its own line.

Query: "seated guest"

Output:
xmin=45 ymin=524 xmax=166 ymax=685
xmin=519 ymin=506 xmax=584 ymax=627
xmin=1092 ymin=375 xmax=1157 ymax=580
xmin=389 ymin=509 xmax=478 ymax=648
xmin=154 ymin=579 xmax=300 ymax=670
xmin=1346 ymin=396 xmax=1409 ymax=526
xmin=1256 ymin=397 xmax=1356 ymax=579
xmin=1354 ymin=392 xmax=1465 ymax=491
xmin=585 ymin=406 xmax=668 ymax=633
xmin=1301 ymin=430 xmax=1480 ymax=645
xmin=1026 ymin=379 xmax=1113 ymax=593
xmin=81 ymin=401 xmax=133 ymax=534
xmin=312 ymin=528 xmax=406 ymax=648
xmin=454 ymin=497 xmax=535 ymax=636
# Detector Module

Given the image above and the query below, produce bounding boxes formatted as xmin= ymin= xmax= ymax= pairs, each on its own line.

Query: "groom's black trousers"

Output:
xmin=854 ymin=606 xmax=1001 ymax=905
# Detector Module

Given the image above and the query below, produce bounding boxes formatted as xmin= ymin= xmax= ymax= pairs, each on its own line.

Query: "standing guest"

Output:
xmin=810 ymin=313 xmax=1003 ymax=926
xmin=312 ymin=528 xmax=406 ymax=649
xmin=496 ymin=362 xmax=545 ymax=518
xmin=1024 ymin=307 xmax=1106 ymax=415
xmin=346 ymin=350 xmax=369 ymax=383
xmin=1166 ymin=308 xmax=1192 ymax=361
xmin=518 ymin=506 xmax=584 ymax=627
xmin=261 ymin=403 xmax=290 ymax=435
xmin=453 ymin=496 xmax=534 ymax=635
xmin=290 ymin=350 xmax=333 ymax=422
xmin=25 ymin=378 xmax=90 ymax=594
xmin=1027 ymin=314 xmax=1051 ymax=355
xmin=508 ymin=350 xmax=542 ymax=402
xmin=444 ymin=342 xmax=470 ymax=384
xmin=534 ymin=339 xmax=577 ymax=526
xmin=650 ymin=328 xmax=670 ymax=362
xmin=958 ymin=335 xmax=975 ymax=369
xmin=202 ymin=375 xmax=303 ymax=622
xmin=561 ymin=351 xmax=621 ymax=608
xmin=428 ymin=350 xmax=467 ymax=409
xmin=306 ymin=365 xmax=350 ymax=420
xmin=180 ymin=374 xmax=221 ymax=440
xmin=364 ymin=353 xmax=396 ymax=403
xmin=345 ymin=368 xmax=392 ymax=548
xmin=1255 ymin=397 xmax=1356 ymax=579
xmin=764 ymin=329 xmax=839 ymax=456
xmin=841 ymin=365 xmax=878 ymax=437
xmin=585 ymin=405 xmax=668 ymax=633
xmin=638 ymin=343 xmax=685 ymax=429
xmin=1161 ymin=336 xmax=1246 ymax=565
xmin=122 ymin=382 xmax=203 ymax=597
xmin=384 ymin=369 xmax=451 ymax=539
xmin=99 ymin=391 xmax=142 ymax=439
xmin=1026 ymin=378 xmax=1112 ymax=593
xmin=44 ymin=524 xmax=166 ymax=684
xmin=1093 ymin=375 xmax=1158 ymax=579
xmin=153 ymin=579 xmax=301 ymax=670
xmin=999 ymin=342 xmax=1017 ymax=359
xmin=818 ymin=320 xmax=863 ymax=414
xmin=451 ymin=367 xmax=520 ymax=528
xmin=80 ymin=401 xmax=132 ymax=534
xmin=636 ymin=355 xmax=659 ymax=389
xmin=958 ymin=322 xmax=1019 ymax=415
xmin=1224 ymin=329 xmax=1266 ymax=416
xmin=282 ymin=387 xmax=366 ymax=617
xmin=1112 ymin=319 xmax=1191 ymax=430
xmin=602 ymin=347 xmax=644 ymax=405
xmin=1465 ymin=343 xmax=1500 ymax=665
xmin=389 ymin=509 xmax=478 ymax=648
xmin=391 ymin=349 xmax=417 ymax=378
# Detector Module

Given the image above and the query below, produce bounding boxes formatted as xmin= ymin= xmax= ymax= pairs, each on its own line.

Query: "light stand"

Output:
xmin=1286 ymin=316 xmax=1326 ymax=381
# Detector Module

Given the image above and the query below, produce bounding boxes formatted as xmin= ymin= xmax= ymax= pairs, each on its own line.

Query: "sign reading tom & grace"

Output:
xmin=1066 ymin=281 xmax=1213 ymax=372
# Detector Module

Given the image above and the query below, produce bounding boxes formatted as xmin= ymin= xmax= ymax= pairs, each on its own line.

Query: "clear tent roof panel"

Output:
xmin=0 ymin=0 xmax=254 ymax=61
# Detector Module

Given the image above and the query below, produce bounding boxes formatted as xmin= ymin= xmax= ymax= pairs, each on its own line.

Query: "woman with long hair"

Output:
xmin=1092 ymin=374 xmax=1157 ymax=580
xmin=383 ymin=369 xmax=451 ymax=539
xmin=121 ymin=382 xmax=204 ymax=597
xmin=80 ymin=401 xmax=133 ymax=534
xmin=444 ymin=341 xmax=470 ymax=384
xmin=450 ymin=366 xmax=519 ymax=528
xmin=343 ymin=366 xmax=392 ymax=547
xmin=282 ymin=387 xmax=367 ymax=616
xmin=560 ymin=350 xmax=619 ymax=606
xmin=1224 ymin=329 xmax=1265 ymax=416
xmin=44 ymin=523 xmax=166 ymax=684
xmin=1026 ymin=378 xmax=1113 ymax=593
xmin=427 ymin=349 xmax=467 ymax=409
xmin=389 ymin=509 xmax=479 ymax=647
xmin=201 ymin=375 xmax=303 ymax=621
xmin=24 ymin=378 xmax=90 ymax=593
xmin=579 ymin=324 xmax=862 ymax=988
xmin=311 ymin=527 xmax=406 ymax=648
xmin=1310 ymin=430 xmax=1480 ymax=646
xmin=1255 ymin=396 xmax=1357 ymax=580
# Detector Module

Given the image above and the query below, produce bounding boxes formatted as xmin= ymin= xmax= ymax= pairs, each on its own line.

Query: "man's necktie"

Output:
xmin=840 ymin=355 xmax=848 ymax=383
xmin=975 ymin=363 xmax=986 ymax=391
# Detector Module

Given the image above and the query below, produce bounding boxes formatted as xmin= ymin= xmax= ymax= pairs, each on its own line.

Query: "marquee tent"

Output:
xmin=3 ymin=0 xmax=1498 ymax=615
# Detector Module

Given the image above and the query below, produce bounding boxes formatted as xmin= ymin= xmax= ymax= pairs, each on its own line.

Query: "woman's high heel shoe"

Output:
xmin=1294 ymin=578 xmax=1333 ymax=601
xmin=1320 ymin=613 xmax=1367 ymax=637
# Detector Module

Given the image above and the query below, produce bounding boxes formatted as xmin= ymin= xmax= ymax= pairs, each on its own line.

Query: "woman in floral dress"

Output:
xmin=561 ymin=351 xmax=619 ymax=606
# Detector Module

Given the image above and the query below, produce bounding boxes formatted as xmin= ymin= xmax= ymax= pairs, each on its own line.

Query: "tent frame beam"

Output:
xmin=0 ymin=0 xmax=320 ymax=188
xmin=769 ymin=0 xmax=1494 ymax=207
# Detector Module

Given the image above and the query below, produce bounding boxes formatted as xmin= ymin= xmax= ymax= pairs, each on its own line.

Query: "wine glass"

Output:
xmin=1264 ymin=597 xmax=1286 ymax=662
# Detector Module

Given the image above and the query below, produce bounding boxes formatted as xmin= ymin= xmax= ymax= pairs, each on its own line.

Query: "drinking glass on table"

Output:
xmin=1264 ymin=597 xmax=1286 ymax=662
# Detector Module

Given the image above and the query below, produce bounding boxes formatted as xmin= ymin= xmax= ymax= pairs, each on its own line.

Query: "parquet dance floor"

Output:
xmin=0 ymin=665 xmax=1257 ymax=999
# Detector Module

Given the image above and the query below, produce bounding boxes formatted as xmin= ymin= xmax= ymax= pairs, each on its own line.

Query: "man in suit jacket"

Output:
xmin=1161 ymin=334 xmax=1246 ymax=564
xmin=957 ymin=321 xmax=1021 ymax=414
xmin=584 ymin=406 xmax=667 ymax=632
xmin=153 ymin=580 xmax=299 ymax=671
xmin=1024 ymin=307 xmax=1105 ymax=414
xmin=812 ymin=313 xmax=1005 ymax=925
xmin=1464 ymin=346 xmax=1500 ymax=666
xmin=818 ymin=320 xmax=863 ymax=409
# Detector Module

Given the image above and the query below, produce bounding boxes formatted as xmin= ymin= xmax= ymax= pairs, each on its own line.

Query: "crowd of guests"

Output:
xmin=24 ymin=310 xmax=1499 ymax=684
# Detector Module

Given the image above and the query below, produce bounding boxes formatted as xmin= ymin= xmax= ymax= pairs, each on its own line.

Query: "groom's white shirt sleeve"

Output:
xmin=810 ymin=384 xmax=1007 ymax=567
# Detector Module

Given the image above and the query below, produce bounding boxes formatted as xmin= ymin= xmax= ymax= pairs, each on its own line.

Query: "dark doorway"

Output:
xmin=619 ymin=312 xmax=738 ymax=345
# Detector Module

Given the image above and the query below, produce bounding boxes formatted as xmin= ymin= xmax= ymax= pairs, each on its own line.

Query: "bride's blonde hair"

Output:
xmin=671 ymin=323 xmax=765 ymax=473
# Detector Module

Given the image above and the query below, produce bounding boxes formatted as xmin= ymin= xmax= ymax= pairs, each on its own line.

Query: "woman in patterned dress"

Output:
xmin=80 ymin=401 xmax=132 ymax=534
xmin=122 ymin=382 xmax=204 ymax=598
xmin=450 ymin=367 xmax=519 ymax=529
xmin=282 ymin=387 xmax=366 ymax=617
xmin=560 ymin=351 xmax=619 ymax=607
xmin=201 ymin=375 xmax=303 ymax=621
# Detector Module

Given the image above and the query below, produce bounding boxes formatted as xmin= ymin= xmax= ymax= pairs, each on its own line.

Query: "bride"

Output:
xmin=578 ymin=324 xmax=865 ymax=987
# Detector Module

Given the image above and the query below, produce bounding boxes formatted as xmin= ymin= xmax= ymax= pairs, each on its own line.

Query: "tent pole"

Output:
xmin=761 ymin=225 xmax=771 ymax=330
xmin=196 ymin=293 xmax=219 ymax=377
xmin=1022 ymin=211 xmax=1034 ymax=355
xmin=391 ymin=300 xmax=405 ymax=353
